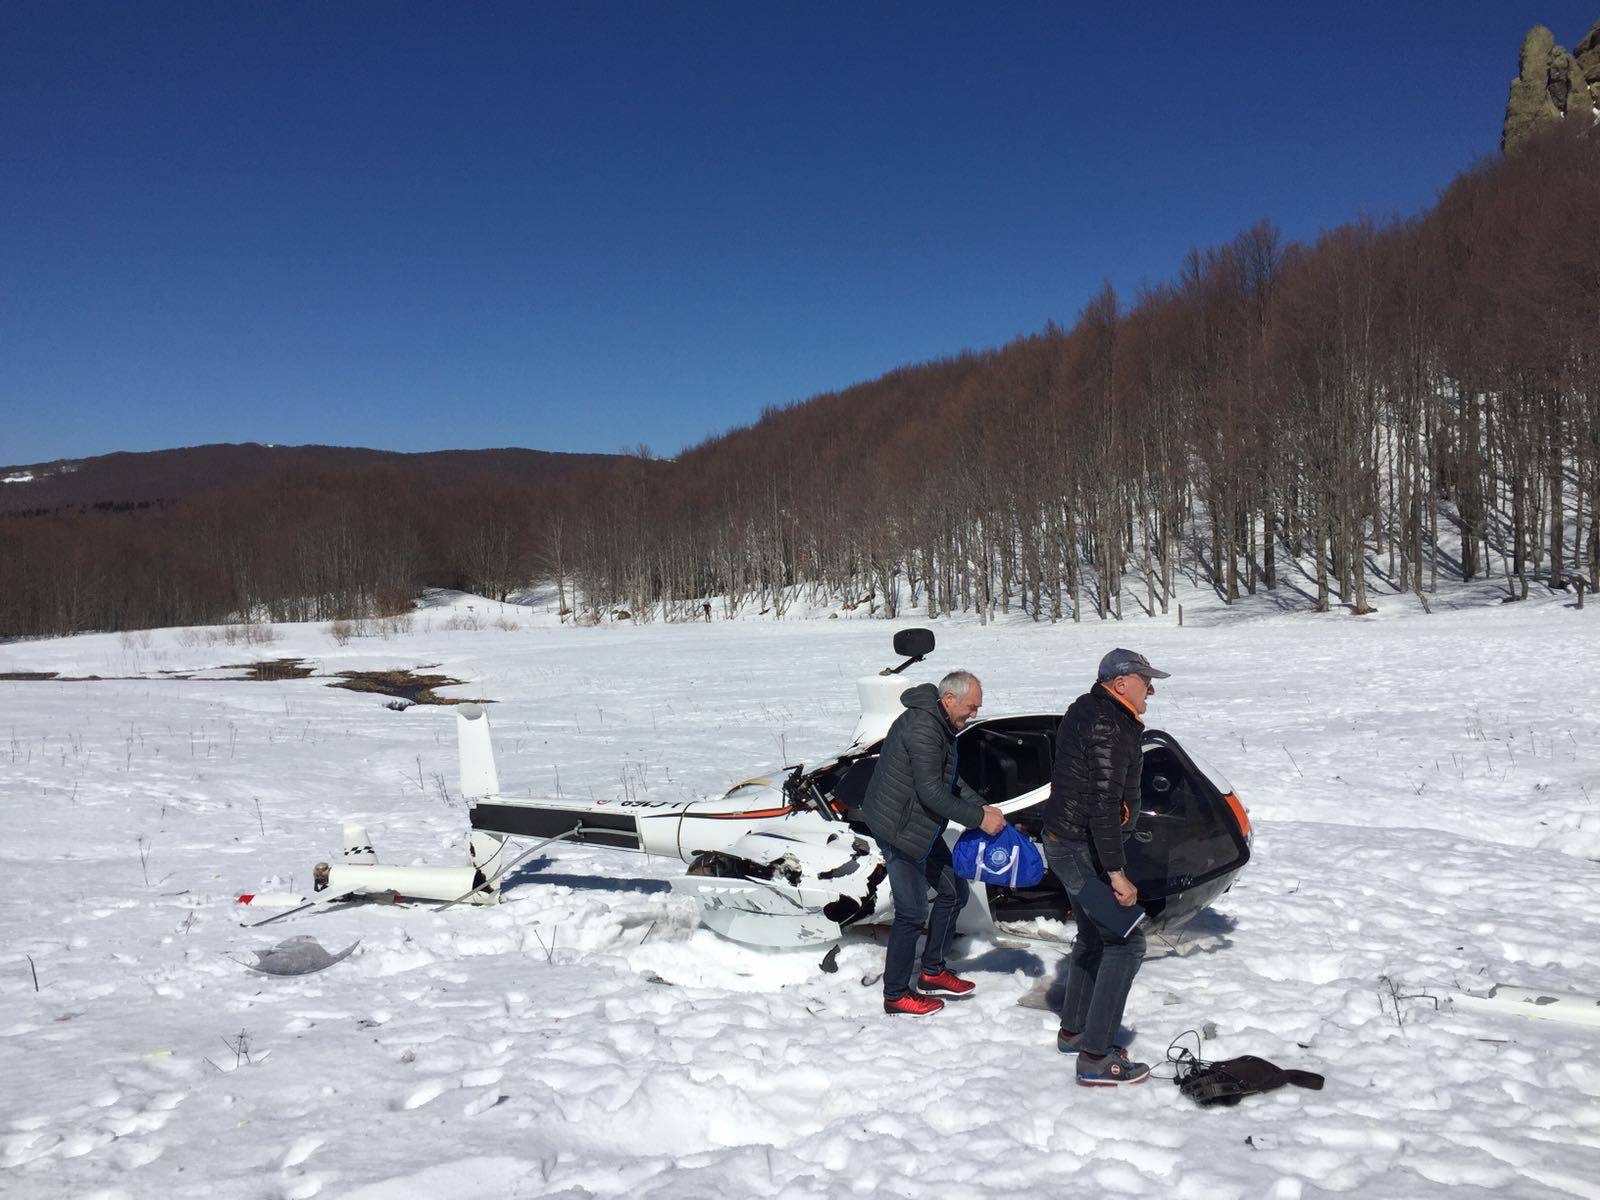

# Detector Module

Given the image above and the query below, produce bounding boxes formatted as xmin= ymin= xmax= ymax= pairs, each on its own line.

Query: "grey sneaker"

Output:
xmin=1076 ymin=1049 xmax=1151 ymax=1087
xmin=1058 ymin=1028 xmax=1129 ymax=1055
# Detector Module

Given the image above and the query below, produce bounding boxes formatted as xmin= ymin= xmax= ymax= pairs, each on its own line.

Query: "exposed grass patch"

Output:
xmin=224 ymin=659 xmax=316 ymax=682
xmin=328 ymin=669 xmax=490 ymax=706
xmin=0 ymin=659 xmax=486 ymax=706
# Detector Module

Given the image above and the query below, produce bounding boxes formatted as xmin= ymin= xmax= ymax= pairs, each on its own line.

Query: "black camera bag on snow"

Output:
xmin=1176 ymin=1054 xmax=1326 ymax=1107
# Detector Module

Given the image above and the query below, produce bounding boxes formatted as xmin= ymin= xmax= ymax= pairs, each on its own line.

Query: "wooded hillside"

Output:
xmin=560 ymin=124 xmax=1600 ymax=623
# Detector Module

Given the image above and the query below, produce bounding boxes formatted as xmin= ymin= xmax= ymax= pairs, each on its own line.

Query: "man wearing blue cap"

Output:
xmin=1042 ymin=648 xmax=1171 ymax=1085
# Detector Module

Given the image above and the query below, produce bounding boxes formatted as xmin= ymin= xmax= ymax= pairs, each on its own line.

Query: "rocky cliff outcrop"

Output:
xmin=1504 ymin=20 xmax=1600 ymax=152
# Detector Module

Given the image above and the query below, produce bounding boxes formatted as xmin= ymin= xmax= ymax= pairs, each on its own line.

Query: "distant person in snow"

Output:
xmin=1043 ymin=648 xmax=1169 ymax=1084
xmin=861 ymin=670 xmax=1006 ymax=1017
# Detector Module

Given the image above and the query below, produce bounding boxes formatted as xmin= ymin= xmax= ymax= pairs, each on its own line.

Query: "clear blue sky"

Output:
xmin=3 ymin=2 xmax=1596 ymax=465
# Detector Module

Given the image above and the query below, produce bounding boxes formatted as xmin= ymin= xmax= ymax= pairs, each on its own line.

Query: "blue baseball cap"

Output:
xmin=1097 ymin=648 xmax=1171 ymax=681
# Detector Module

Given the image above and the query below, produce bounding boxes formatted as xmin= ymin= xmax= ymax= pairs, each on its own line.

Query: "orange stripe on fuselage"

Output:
xmin=695 ymin=806 xmax=795 ymax=820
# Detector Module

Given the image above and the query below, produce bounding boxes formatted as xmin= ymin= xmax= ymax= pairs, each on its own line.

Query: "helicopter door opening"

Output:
xmin=956 ymin=716 xmax=1069 ymax=923
xmin=954 ymin=715 xmax=1060 ymax=812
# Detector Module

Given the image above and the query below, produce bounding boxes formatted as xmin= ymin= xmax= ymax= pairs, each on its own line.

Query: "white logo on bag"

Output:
xmin=976 ymin=839 xmax=1019 ymax=886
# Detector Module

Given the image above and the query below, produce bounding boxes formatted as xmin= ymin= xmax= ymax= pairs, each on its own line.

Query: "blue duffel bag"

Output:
xmin=952 ymin=824 xmax=1045 ymax=888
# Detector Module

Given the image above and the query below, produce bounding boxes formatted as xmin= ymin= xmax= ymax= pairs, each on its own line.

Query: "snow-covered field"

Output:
xmin=3 ymin=588 xmax=1599 ymax=1199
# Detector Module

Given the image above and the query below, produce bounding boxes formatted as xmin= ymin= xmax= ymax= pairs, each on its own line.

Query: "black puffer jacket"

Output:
xmin=860 ymin=683 xmax=985 ymax=858
xmin=1042 ymin=683 xmax=1142 ymax=872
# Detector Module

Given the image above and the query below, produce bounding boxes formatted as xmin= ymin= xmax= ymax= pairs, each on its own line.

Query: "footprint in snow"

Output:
xmin=103 ymin=1103 xmax=177 ymax=1138
xmin=462 ymin=1091 xmax=509 ymax=1118
xmin=1 ymin=1130 xmax=62 ymax=1167
xmin=396 ymin=1066 xmax=503 ymax=1111
xmin=279 ymin=1175 xmax=323 ymax=1200
xmin=59 ymin=1129 xmax=114 ymax=1159
xmin=114 ymin=1139 xmax=164 ymax=1170
xmin=398 ymin=1079 xmax=450 ymax=1111
xmin=280 ymin=1135 xmax=323 ymax=1169
xmin=145 ymin=1090 xmax=186 ymax=1113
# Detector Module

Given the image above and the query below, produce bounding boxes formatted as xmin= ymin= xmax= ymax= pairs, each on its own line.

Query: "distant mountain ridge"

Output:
xmin=0 ymin=443 xmax=619 ymax=515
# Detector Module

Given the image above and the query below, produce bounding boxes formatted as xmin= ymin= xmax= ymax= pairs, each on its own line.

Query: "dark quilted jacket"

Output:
xmin=860 ymin=683 xmax=985 ymax=858
xmin=1042 ymin=683 xmax=1142 ymax=872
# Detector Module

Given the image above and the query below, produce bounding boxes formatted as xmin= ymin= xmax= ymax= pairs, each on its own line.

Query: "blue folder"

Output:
xmin=1071 ymin=877 xmax=1148 ymax=938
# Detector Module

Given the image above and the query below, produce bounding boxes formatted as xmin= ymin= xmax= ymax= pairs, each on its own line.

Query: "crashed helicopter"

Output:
xmin=460 ymin=628 xmax=1253 ymax=949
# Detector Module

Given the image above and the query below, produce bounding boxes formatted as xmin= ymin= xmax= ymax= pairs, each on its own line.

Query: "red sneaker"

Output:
xmin=917 ymin=968 xmax=976 ymax=997
xmin=883 ymin=992 xmax=945 ymax=1017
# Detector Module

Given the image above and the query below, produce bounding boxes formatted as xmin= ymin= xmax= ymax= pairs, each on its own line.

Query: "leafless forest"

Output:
xmin=3 ymin=127 xmax=1597 ymax=639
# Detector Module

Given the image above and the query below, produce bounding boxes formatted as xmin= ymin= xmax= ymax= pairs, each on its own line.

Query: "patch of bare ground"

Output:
xmin=328 ymin=669 xmax=490 ymax=706
xmin=0 ymin=659 xmax=488 ymax=706
xmin=223 ymin=658 xmax=316 ymax=681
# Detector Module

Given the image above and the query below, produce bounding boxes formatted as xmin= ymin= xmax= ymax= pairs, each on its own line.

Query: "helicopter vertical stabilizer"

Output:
xmin=850 ymin=674 xmax=914 ymax=748
xmin=456 ymin=703 xmax=500 ymax=800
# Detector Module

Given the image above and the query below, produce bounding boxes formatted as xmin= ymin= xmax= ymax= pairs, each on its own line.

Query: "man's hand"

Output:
xmin=979 ymin=805 xmax=1006 ymax=835
xmin=1108 ymin=870 xmax=1138 ymax=907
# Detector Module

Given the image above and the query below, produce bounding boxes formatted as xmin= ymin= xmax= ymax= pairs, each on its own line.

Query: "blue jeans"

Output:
xmin=1045 ymin=836 xmax=1146 ymax=1056
xmin=879 ymin=836 xmax=969 ymax=1000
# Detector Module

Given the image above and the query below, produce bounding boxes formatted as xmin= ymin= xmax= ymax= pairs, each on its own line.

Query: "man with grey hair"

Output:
xmin=1043 ymin=647 xmax=1171 ymax=1085
xmin=861 ymin=669 xmax=1007 ymax=1016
